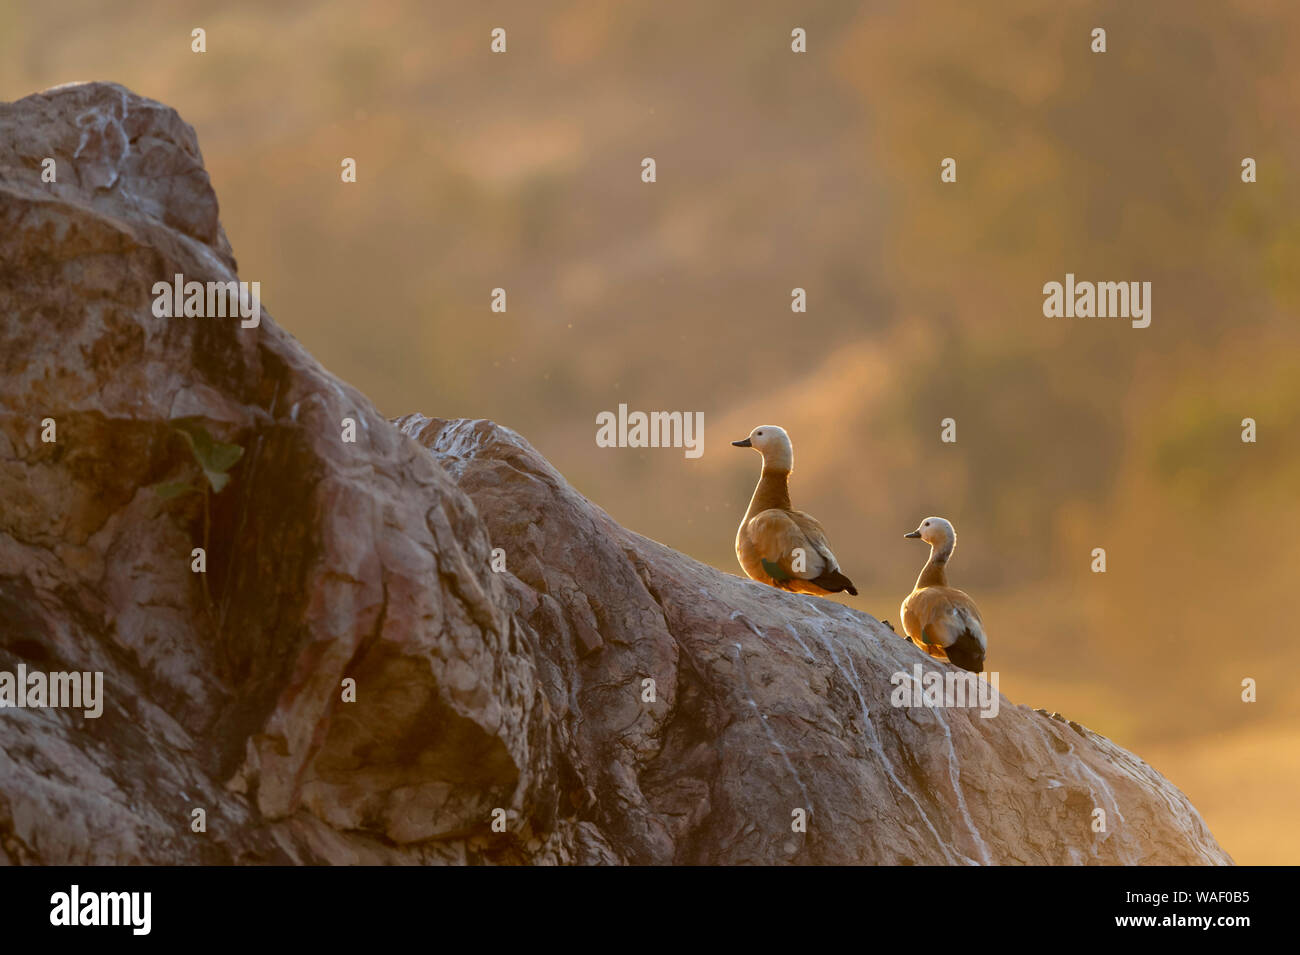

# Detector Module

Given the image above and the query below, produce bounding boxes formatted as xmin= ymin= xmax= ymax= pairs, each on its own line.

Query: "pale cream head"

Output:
xmin=731 ymin=425 xmax=793 ymax=471
xmin=905 ymin=516 xmax=955 ymax=550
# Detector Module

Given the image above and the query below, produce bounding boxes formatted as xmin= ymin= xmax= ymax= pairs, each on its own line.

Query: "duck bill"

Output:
xmin=731 ymin=438 xmax=752 ymax=447
xmin=903 ymin=530 xmax=922 ymax=539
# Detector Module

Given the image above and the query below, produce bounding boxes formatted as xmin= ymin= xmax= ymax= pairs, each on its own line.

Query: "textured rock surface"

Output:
xmin=0 ymin=83 xmax=1231 ymax=865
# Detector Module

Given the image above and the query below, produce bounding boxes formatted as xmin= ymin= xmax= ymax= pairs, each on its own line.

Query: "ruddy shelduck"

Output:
xmin=732 ymin=425 xmax=858 ymax=597
xmin=901 ymin=516 xmax=987 ymax=673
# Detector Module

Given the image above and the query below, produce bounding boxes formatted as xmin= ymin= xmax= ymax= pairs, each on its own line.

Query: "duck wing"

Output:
xmin=903 ymin=586 xmax=987 ymax=672
xmin=746 ymin=509 xmax=831 ymax=581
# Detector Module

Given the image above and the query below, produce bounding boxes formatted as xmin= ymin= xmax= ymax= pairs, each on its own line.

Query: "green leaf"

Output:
xmin=153 ymin=481 xmax=199 ymax=500
xmin=171 ymin=419 xmax=244 ymax=493
xmin=205 ymin=438 xmax=244 ymax=474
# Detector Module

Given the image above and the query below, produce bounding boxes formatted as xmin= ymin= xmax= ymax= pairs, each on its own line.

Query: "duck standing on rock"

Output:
xmin=732 ymin=425 xmax=858 ymax=597
xmin=900 ymin=517 xmax=987 ymax=673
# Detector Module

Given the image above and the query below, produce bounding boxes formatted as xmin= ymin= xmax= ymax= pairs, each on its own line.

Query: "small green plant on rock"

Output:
xmin=153 ymin=418 xmax=245 ymax=611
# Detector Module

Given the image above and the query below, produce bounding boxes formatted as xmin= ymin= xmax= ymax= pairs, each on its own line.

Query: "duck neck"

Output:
xmin=745 ymin=467 xmax=792 ymax=520
xmin=916 ymin=541 xmax=952 ymax=588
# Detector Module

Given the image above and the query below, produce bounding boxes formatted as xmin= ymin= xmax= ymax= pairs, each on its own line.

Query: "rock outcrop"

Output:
xmin=0 ymin=83 xmax=1231 ymax=865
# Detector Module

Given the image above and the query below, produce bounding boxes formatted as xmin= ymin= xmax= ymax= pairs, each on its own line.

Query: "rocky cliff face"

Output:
xmin=0 ymin=83 xmax=1231 ymax=865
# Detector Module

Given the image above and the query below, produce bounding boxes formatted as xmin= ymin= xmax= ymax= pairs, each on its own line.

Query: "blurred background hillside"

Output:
xmin=3 ymin=0 xmax=1297 ymax=863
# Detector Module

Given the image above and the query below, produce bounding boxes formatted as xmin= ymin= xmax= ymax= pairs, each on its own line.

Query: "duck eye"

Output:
xmin=923 ymin=521 xmax=930 ymax=526
xmin=756 ymin=431 xmax=763 ymax=436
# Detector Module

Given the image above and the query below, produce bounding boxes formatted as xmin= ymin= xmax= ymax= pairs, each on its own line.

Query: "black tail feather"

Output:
xmin=810 ymin=569 xmax=858 ymax=596
xmin=945 ymin=630 xmax=985 ymax=673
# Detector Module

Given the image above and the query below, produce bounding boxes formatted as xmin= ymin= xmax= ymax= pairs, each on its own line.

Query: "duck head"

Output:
xmin=905 ymin=516 xmax=956 ymax=551
xmin=732 ymin=425 xmax=793 ymax=471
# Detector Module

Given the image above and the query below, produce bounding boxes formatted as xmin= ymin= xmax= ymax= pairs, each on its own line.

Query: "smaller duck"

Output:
xmin=900 ymin=517 xmax=987 ymax=673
